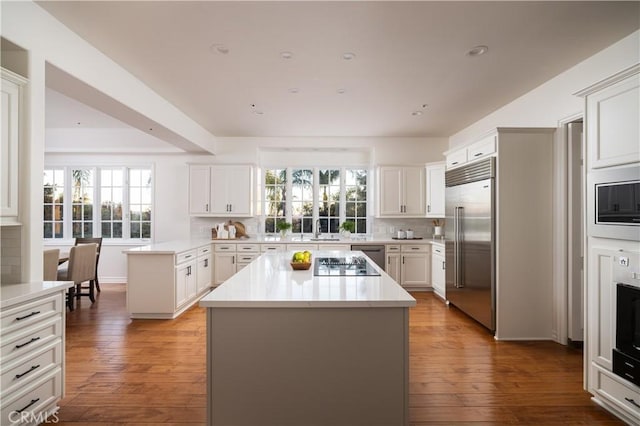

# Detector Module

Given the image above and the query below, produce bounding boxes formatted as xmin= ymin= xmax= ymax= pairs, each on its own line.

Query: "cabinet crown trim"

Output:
xmin=574 ymin=63 xmax=640 ymax=97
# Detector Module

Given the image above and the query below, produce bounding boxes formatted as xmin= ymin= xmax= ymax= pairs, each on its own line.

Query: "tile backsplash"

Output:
xmin=1 ymin=226 xmax=22 ymax=284
xmin=190 ymin=216 xmax=443 ymax=240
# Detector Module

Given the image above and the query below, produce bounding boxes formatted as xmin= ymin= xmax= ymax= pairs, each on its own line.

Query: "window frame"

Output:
xmin=260 ymin=166 xmax=370 ymax=236
xmin=43 ymin=164 xmax=154 ymax=244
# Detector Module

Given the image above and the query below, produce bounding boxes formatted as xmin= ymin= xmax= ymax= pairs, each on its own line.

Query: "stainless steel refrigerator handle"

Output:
xmin=453 ymin=207 xmax=459 ymax=288
xmin=457 ymin=206 xmax=464 ymax=288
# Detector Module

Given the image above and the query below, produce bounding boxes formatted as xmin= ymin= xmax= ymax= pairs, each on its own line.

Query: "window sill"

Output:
xmin=43 ymin=239 xmax=152 ymax=247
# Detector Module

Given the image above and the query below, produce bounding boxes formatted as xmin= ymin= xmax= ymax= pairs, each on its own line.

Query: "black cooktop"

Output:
xmin=313 ymin=256 xmax=381 ymax=277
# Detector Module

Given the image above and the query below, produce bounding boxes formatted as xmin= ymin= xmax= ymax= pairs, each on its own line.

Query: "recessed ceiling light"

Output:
xmin=342 ymin=52 xmax=356 ymax=60
xmin=411 ymin=111 xmax=423 ymax=116
xmin=467 ymin=45 xmax=488 ymax=57
xmin=209 ymin=43 xmax=229 ymax=55
xmin=422 ymin=104 xmax=429 ymax=109
xmin=337 ymin=88 xmax=347 ymax=94
xmin=280 ymin=51 xmax=293 ymax=59
xmin=288 ymin=88 xmax=299 ymax=94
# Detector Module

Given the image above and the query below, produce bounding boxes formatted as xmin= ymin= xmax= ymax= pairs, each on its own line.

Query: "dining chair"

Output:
xmin=58 ymin=243 xmax=97 ymax=310
xmin=74 ymin=237 xmax=103 ymax=292
xmin=43 ymin=249 xmax=60 ymax=281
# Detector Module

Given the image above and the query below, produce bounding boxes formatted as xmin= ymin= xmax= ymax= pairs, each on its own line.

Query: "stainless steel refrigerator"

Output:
xmin=445 ymin=158 xmax=495 ymax=332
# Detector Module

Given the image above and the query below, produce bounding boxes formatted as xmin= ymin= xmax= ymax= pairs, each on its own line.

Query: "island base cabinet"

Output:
xmin=206 ymin=307 xmax=409 ymax=426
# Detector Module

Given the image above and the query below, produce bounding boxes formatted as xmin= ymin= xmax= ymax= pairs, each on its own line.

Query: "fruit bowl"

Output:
xmin=290 ymin=261 xmax=312 ymax=270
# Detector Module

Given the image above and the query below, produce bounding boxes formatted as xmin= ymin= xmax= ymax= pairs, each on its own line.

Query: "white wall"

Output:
xmin=449 ymin=30 xmax=640 ymax=147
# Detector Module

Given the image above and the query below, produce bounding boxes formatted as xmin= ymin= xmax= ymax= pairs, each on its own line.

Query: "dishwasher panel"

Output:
xmin=350 ymin=245 xmax=386 ymax=270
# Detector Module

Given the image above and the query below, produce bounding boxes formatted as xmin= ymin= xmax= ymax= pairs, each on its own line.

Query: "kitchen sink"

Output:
xmin=310 ymin=237 xmax=341 ymax=241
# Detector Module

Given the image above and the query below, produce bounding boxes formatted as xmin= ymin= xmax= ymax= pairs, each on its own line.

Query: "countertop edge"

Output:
xmin=199 ymin=300 xmax=417 ymax=308
xmin=0 ymin=281 xmax=74 ymax=308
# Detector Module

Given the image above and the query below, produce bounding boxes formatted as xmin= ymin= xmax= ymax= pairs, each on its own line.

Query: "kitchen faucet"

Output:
xmin=314 ymin=219 xmax=321 ymax=238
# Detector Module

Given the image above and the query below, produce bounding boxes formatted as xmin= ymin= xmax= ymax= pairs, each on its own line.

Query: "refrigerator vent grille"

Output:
xmin=445 ymin=158 xmax=495 ymax=187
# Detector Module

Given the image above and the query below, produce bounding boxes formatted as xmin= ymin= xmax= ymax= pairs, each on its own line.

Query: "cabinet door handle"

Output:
xmin=411 ymin=247 xmax=419 ymax=250
xmin=15 ymin=364 xmax=40 ymax=379
xmin=16 ymin=398 xmax=40 ymax=414
xmin=16 ymin=311 xmax=40 ymax=321
xmin=402 ymin=256 xmax=405 ymax=264
xmin=184 ymin=255 xmax=192 ymax=259
xmin=474 ymin=152 xmax=483 ymax=157
xmin=204 ymin=259 xmax=208 ymax=267
xmin=206 ymin=203 xmax=209 ymax=212
xmin=232 ymin=256 xmax=235 ymax=265
xmin=625 ymin=397 xmax=640 ymax=409
xmin=15 ymin=337 xmax=40 ymax=349
xmin=442 ymin=261 xmax=446 ymax=270
xmin=427 ymin=205 xmax=431 ymax=213
xmin=451 ymin=161 xmax=458 ymax=165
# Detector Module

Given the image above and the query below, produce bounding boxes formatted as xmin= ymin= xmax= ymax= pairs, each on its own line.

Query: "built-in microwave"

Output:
xmin=588 ymin=166 xmax=640 ymax=241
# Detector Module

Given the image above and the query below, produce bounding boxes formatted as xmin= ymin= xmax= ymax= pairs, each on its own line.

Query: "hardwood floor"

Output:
xmin=56 ymin=284 xmax=623 ymax=425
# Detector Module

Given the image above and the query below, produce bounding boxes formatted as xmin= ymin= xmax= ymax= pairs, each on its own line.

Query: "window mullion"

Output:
xmin=312 ymin=167 xmax=319 ymax=232
xmin=123 ymin=167 xmax=130 ymax=240
xmin=285 ymin=167 xmax=292 ymax=224
xmin=94 ymin=167 xmax=100 ymax=237
xmin=64 ymin=167 xmax=72 ymax=240
xmin=340 ymin=167 xmax=346 ymax=225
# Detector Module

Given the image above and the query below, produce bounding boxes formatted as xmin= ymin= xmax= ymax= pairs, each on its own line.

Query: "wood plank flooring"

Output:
xmin=56 ymin=284 xmax=623 ymax=425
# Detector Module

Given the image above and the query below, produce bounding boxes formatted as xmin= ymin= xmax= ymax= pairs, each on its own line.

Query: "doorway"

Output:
xmin=567 ymin=120 xmax=584 ymax=345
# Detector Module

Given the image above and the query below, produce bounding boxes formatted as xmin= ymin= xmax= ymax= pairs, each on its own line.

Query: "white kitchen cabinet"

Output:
xmin=196 ymin=245 xmax=213 ymax=294
xmin=286 ymin=244 xmax=319 ymax=251
xmin=175 ymin=260 xmax=196 ymax=309
xmin=377 ymin=166 xmax=425 ymax=217
xmin=1 ymin=68 xmax=26 ymax=223
xmin=426 ymin=163 xmax=445 ymax=218
xmin=578 ymin=65 xmax=640 ymax=169
xmin=126 ymin=243 xmax=210 ymax=319
xmin=214 ymin=243 xmax=237 ymax=285
xmin=431 ymin=244 xmax=445 ymax=300
xmin=261 ymin=244 xmax=285 ymax=253
xmin=386 ymin=245 xmax=401 ymax=283
xmin=445 ymin=149 xmax=467 ymax=170
xmin=1 ymin=284 xmax=71 ymax=426
xmin=400 ymin=244 xmax=430 ymax=289
xmin=189 ymin=165 xmax=254 ymax=217
xmin=467 ymin=133 xmax=497 ymax=162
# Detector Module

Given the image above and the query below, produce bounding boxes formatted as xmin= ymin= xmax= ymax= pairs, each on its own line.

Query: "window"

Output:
xmin=291 ymin=169 xmax=313 ymax=233
xmin=263 ymin=168 xmax=287 ymax=233
xmin=43 ymin=166 xmax=153 ymax=241
xmin=318 ymin=169 xmax=340 ymax=233
xmin=345 ymin=169 xmax=367 ymax=234
xmin=43 ymin=168 xmax=65 ymax=239
xmin=262 ymin=167 xmax=368 ymax=235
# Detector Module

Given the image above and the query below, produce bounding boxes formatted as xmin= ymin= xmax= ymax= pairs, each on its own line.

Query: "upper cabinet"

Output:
xmin=577 ymin=64 xmax=640 ymax=169
xmin=445 ymin=132 xmax=497 ymax=170
xmin=189 ymin=165 xmax=254 ymax=217
xmin=425 ymin=163 xmax=445 ymax=218
xmin=1 ymin=68 xmax=26 ymax=224
xmin=377 ymin=166 xmax=425 ymax=217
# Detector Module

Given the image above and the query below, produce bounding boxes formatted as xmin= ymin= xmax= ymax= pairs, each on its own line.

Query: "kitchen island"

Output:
xmin=199 ymin=250 xmax=416 ymax=426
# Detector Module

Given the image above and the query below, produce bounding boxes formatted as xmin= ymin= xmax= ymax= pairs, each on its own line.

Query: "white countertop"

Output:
xmin=0 ymin=281 xmax=74 ymax=308
xmin=199 ymin=250 xmax=416 ymax=308
xmin=124 ymin=238 xmax=213 ymax=254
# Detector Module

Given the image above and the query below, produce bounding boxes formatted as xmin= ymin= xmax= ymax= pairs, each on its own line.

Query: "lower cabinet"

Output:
xmin=431 ymin=244 xmax=445 ymax=300
xmin=386 ymin=245 xmax=401 ymax=283
xmin=386 ymin=244 xmax=431 ymax=290
xmin=0 ymin=286 xmax=69 ymax=426
xmin=127 ymin=243 xmax=212 ymax=319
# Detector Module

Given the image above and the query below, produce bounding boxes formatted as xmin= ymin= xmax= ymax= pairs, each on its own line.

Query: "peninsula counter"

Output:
xmin=199 ymin=250 xmax=415 ymax=426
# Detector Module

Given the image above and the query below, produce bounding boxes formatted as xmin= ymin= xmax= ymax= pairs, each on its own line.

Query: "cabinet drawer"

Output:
xmin=468 ymin=134 xmax=497 ymax=161
xmin=198 ymin=245 xmax=212 ymax=256
xmin=215 ymin=244 xmax=236 ymax=252
xmin=175 ymin=250 xmax=197 ymax=265
xmin=1 ymin=368 xmax=61 ymax=426
xmin=446 ymin=149 xmax=467 ymax=169
xmin=236 ymin=254 xmax=259 ymax=264
xmin=1 ymin=317 xmax=61 ymax=363
xmin=401 ymin=244 xmax=429 ymax=253
xmin=386 ymin=245 xmax=401 ymax=252
xmin=1 ymin=293 xmax=62 ymax=337
xmin=594 ymin=366 xmax=640 ymax=420
xmin=287 ymin=244 xmax=318 ymax=251
xmin=1 ymin=340 xmax=61 ymax=397
xmin=236 ymin=244 xmax=259 ymax=253
xmin=261 ymin=244 xmax=285 ymax=253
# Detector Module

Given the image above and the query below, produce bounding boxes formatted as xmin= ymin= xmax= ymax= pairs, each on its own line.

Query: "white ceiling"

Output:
xmin=39 ymin=1 xmax=639 ymax=138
